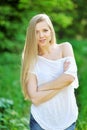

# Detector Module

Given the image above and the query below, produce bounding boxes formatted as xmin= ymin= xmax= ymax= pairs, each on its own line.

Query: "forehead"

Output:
xmin=35 ymin=21 xmax=49 ymax=30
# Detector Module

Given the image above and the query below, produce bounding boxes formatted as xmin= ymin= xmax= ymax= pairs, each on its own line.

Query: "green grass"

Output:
xmin=0 ymin=39 xmax=87 ymax=130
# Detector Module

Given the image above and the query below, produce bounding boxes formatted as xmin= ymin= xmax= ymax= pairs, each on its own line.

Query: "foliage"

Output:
xmin=0 ymin=98 xmax=13 ymax=112
xmin=0 ymin=98 xmax=29 ymax=130
xmin=0 ymin=0 xmax=87 ymax=53
xmin=0 ymin=0 xmax=87 ymax=129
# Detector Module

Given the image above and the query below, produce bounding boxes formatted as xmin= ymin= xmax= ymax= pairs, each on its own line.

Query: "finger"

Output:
xmin=64 ymin=61 xmax=70 ymax=66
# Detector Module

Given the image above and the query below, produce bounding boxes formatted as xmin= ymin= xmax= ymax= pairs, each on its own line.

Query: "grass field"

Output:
xmin=0 ymin=39 xmax=87 ymax=130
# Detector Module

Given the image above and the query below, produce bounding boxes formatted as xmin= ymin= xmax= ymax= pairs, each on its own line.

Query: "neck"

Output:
xmin=38 ymin=44 xmax=50 ymax=55
xmin=38 ymin=43 xmax=56 ymax=56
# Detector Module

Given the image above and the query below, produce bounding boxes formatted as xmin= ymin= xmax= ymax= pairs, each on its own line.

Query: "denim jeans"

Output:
xmin=29 ymin=114 xmax=76 ymax=130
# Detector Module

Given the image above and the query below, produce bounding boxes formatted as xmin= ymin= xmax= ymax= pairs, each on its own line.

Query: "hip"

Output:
xmin=29 ymin=113 xmax=76 ymax=130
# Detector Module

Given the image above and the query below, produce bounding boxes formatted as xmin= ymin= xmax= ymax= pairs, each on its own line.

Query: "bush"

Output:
xmin=0 ymin=98 xmax=29 ymax=130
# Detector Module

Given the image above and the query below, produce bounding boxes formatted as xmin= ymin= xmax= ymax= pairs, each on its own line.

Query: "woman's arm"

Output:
xmin=27 ymin=74 xmax=63 ymax=106
xmin=38 ymin=73 xmax=74 ymax=91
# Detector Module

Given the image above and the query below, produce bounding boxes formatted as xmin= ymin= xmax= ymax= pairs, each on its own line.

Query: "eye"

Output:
xmin=44 ymin=29 xmax=48 ymax=32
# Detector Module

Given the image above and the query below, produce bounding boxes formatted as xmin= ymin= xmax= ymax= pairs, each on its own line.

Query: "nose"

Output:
xmin=39 ymin=32 xmax=44 ymax=38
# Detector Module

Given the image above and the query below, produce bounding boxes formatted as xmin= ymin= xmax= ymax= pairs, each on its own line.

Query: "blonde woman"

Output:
xmin=21 ymin=14 xmax=79 ymax=130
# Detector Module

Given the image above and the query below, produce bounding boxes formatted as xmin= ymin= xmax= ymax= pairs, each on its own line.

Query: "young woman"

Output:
xmin=21 ymin=14 xmax=79 ymax=130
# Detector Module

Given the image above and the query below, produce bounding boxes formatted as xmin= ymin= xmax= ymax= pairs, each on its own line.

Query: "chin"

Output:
xmin=39 ymin=43 xmax=47 ymax=47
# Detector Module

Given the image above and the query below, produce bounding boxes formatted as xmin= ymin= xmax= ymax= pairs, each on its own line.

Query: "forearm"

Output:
xmin=39 ymin=73 xmax=74 ymax=91
xmin=27 ymin=73 xmax=74 ymax=106
xmin=27 ymin=74 xmax=62 ymax=106
xmin=31 ymin=88 xmax=62 ymax=106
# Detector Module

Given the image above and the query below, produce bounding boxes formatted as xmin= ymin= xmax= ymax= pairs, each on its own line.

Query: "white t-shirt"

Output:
xmin=30 ymin=56 xmax=79 ymax=130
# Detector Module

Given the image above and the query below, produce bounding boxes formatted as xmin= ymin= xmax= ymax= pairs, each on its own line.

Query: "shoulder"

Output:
xmin=59 ymin=42 xmax=72 ymax=49
xmin=59 ymin=42 xmax=74 ymax=57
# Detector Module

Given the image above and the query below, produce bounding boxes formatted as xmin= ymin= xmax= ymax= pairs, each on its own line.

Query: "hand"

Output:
xmin=63 ymin=60 xmax=70 ymax=72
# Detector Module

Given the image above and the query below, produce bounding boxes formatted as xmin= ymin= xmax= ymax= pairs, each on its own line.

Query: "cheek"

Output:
xmin=46 ymin=31 xmax=51 ymax=38
xmin=48 ymin=32 xmax=51 ymax=40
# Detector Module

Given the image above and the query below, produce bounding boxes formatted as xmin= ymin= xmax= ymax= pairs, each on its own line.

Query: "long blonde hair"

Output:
xmin=21 ymin=14 xmax=56 ymax=99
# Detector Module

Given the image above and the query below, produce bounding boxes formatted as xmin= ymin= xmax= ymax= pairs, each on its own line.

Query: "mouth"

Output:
xmin=39 ymin=39 xmax=46 ymax=43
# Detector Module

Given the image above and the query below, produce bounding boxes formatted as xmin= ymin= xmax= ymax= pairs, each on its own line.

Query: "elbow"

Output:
xmin=31 ymin=97 xmax=41 ymax=106
xmin=67 ymin=74 xmax=75 ymax=85
xmin=63 ymin=74 xmax=75 ymax=87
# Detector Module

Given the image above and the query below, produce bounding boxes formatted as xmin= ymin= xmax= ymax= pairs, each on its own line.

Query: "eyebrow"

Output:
xmin=36 ymin=27 xmax=49 ymax=31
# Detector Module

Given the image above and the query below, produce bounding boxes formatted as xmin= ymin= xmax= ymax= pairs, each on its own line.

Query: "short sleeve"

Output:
xmin=64 ymin=57 xmax=79 ymax=89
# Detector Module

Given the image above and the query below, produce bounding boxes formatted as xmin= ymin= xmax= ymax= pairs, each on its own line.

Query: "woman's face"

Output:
xmin=35 ymin=21 xmax=51 ymax=48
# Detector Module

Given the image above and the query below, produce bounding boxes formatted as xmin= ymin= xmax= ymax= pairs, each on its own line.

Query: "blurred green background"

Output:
xmin=0 ymin=0 xmax=87 ymax=130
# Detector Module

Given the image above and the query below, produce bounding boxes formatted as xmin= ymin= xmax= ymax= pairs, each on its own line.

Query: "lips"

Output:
xmin=39 ymin=39 xmax=46 ymax=43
